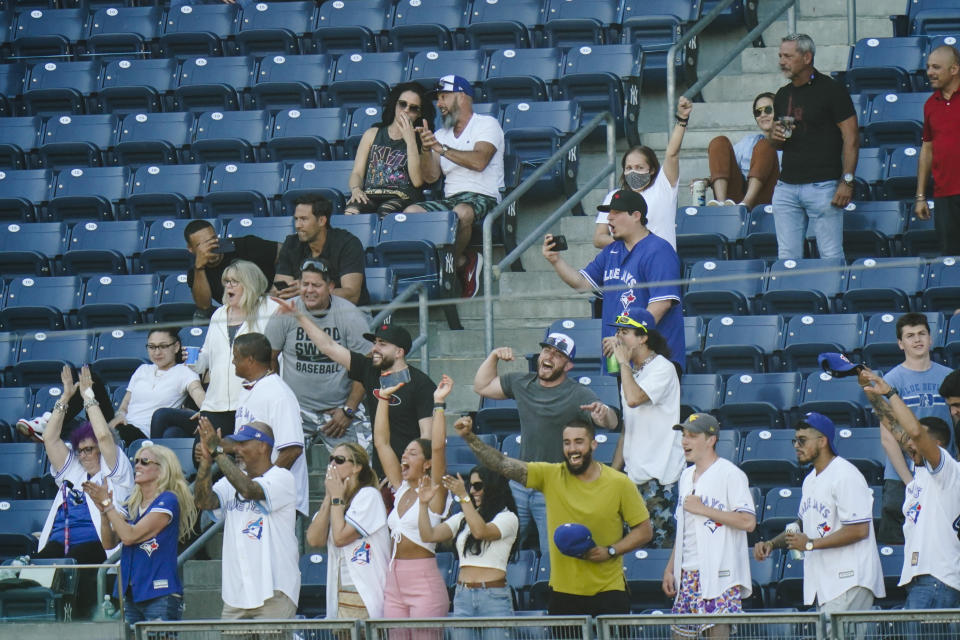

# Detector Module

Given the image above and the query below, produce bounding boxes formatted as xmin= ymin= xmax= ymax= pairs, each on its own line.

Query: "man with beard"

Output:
xmin=279 ymin=316 xmax=436 ymax=473
xmin=473 ymin=334 xmax=619 ymax=556
xmin=454 ymin=416 xmax=651 ymax=616
xmin=266 ymin=258 xmax=373 ymax=453
xmin=405 ymin=74 xmax=505 ymax=298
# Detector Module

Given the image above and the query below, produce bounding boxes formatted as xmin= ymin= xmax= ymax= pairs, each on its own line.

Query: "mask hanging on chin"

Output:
xmin=624 ymin=171 xmax=652 ymax=191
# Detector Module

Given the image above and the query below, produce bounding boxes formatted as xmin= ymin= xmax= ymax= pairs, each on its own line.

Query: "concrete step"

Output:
xmin=701 ymin=72 xmax=791 ymax=103
xmin=181 ymin=588 xmax=223 ymax=620
xmin=643 ymin=125 xmax=757 ymax=151
xmin=739 ymin=44 xmax=851 ymax=73
xmin=183 ymin=558 xmax=221 ymax=587
xmin=519 ymin=238 xmax=599 ymax=273
xmin=761 ymin=16 xmax=892 ymax=46
xmin=791 ymin=0 xmax=904 ymax=18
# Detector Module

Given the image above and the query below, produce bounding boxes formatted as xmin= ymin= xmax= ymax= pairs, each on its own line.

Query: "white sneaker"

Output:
xmin=706 ymin=199 xmax=722 ymax=206
xmin=16 ymin=412 xmax=51 ymax=443
xmin=723 ymin=199 xmax=737 ymax=206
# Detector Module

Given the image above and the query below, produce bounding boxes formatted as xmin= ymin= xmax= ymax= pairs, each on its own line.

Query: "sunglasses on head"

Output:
xmin=470 ymin=481 xmax=484 ymax=492
xmin=615 ymin=315 xmax=649 ymax=331
xmin=331 ymin=455 xmax=353 ymax=465
xmin=397 ymin=99 xmax=421 ymax=114
xmin=134 ymin=457 xmax=160 ymax=467
xmin=300 ymin=259 xmax=329 ymax=273
xmin=754 ymin=105 xmax=774 ymax=117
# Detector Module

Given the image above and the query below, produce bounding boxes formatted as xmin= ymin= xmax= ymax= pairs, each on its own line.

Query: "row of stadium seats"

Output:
xmin=840 ymin=34 xmax=960 ymax=95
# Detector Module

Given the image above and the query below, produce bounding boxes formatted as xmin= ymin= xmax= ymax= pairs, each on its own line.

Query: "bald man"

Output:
xmin=916 ymin=45 xmax=960 ymax=254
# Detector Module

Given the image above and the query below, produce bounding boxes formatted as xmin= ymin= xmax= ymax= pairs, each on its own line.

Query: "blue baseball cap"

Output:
xmin=226 ymin=423 xmax=275 ymax=448
xmin=540 ymin=332 xmax=576 ymax=361
xmin=798 ymin=411 xmax=838 ymax=455
xmin=608 ymin=307 xmax=656 ymax=332
xmin=818 ymin=352 xmax=864 ymax=378
xmin=433 ymin=74 xmax=475 ymax=98
xmin=554 ymin=523 xmax=595 ymax=558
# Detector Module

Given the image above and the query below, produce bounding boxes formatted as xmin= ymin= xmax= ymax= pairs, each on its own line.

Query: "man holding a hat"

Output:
xmin=405 ymin=74 xmax=505 ymax=298
xmin=194 ymin=419 xmax=300 ymax=620
xmin=754 ymin=412 xmax=884 ymax=615
xmin=473 ymin=333 xmax=619 ymax=557
xmin=542 ymin=188 xmax=685 ymax=373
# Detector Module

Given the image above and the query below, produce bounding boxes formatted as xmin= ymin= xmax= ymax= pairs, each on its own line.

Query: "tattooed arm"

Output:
xmin=452 ymin=416 xmax=528 ymax=485
xmin=861 ymin=368 xmax=942 ymax=468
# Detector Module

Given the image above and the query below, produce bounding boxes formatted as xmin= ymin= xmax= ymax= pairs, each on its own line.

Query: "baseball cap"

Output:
xmin=798 ymin=411 xmax=838 ymax=455
xmin=226 ymin=423 xmax=275 ymax=448
xmin=818 ymin=352 xmax=864 ymax=378
xmin=433 ymin=74 xmax=474 ymax=98
xmin=608 ymin=307 xmax=656 ymax=332
xmin=539 ymin=332 xmax=576 ymax=361
xmin=672 ymin=412 xmax=720 ymax=435
xmin=596 ymin=189 xmax=648 ymax=215
xmin=554 ymin=523 xmax=595 ymax=558
xmin=363 ymin=323 xmax=413 ymax=354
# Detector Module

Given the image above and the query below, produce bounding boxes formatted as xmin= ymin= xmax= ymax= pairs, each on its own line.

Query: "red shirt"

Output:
xmin=922 ymin=89 xmax=960 ymax=197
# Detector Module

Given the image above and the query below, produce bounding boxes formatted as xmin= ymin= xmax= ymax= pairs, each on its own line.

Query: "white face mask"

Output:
xmin=625 ymin=170 xmax=651 ymax=190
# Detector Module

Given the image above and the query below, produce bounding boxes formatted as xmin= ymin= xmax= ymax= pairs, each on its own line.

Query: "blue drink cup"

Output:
xmin=184 ymin=346 xmax=200 ymax=365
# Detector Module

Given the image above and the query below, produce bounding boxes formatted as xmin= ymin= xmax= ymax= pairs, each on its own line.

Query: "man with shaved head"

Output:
xmin=916 ymin=44 xmax=960 ymax=254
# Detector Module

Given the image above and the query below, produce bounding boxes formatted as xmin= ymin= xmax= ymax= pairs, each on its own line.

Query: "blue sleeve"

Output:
xmin=645 ymin=242 xmax=681 ymax=304
xmin=579 ymin=249 xmax=606 ymax=291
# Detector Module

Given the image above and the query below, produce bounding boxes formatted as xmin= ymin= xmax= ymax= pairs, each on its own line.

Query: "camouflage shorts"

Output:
xmin=637 ymin=478 xmax=678 ymax=549
xmin=417 ymin=191 xmax=499 ymax=220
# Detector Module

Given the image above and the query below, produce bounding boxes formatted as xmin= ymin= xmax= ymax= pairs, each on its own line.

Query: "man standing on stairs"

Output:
xmin=770 ymin=33 xmax=859 ymax=260
xmin=914 ymin=44 xmax=960 ymax=255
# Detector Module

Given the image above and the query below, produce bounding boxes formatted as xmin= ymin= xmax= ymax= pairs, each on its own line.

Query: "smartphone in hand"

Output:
xmin=380 ymin=368 xmax=412 ymax=389
xmin=550 ymin=235 xmax=568 ymax=251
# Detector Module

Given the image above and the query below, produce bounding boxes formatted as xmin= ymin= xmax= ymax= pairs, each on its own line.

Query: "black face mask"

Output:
xmin=625 ymin=171 xmax=651 ymax=190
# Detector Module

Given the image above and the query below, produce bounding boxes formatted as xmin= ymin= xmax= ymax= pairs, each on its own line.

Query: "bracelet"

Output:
xmin=915 ymin=194 xmax=926 ymax=200
xmin=434 ymin=402 xmax=446 ymax=408
xmin=676 ymin=120 xmax=688 ymax=127
xmin=52 ymin=400 xmax=67 ymax=413
xmin=83 ymin=398 xmax=99 ymax=410
xmin=675 ymin=115 xmax=689 ymax=123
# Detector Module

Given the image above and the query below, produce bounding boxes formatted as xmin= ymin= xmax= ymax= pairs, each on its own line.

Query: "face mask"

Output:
xmin=625 ymin=171 xmax=651 ymax=191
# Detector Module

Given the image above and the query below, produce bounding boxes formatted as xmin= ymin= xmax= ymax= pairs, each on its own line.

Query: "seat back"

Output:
xmin=225 ymin=216 xmax=293 ymax=244
xmin=0 ymin=275 xmax=82 ymax=331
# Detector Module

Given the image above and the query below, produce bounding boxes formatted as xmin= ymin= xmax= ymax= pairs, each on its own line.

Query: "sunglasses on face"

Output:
xmin=754 ymin=105 xmax=774 ymax=117
xmin=470 ymin=482 xmax=484 ymax=492
xmin=397 ymin=99 xmax=421 ymax=114
xmin=134 ymin=457 xmax=160 ymax=467
xmin=791 ymin=436 xmax=822 ymax=447
xmin=331 ymin=455 xmax=353 ymax=465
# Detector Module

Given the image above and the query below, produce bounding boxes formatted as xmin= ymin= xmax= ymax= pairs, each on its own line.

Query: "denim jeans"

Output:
xmin=510 ymin=481 xmax=548 ymax=556
xmin=123 ymin=593 xmax=183 ymax=628
xmin=451 ymin=585 xmax=513 ymax=640
xmin=771 ymin=180 xmax=845 ymax=260
xmin=899 ymin=574 xmax=960 ymax=638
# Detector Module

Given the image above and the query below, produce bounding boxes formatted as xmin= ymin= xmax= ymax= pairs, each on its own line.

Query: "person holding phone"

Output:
xmin=346 ymin=82 xmax=436 ymax=215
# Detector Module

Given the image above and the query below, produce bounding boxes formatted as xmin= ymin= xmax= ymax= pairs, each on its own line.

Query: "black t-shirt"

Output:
xmin=348 ymin=351 xmax=435 ymax=472
xmin=774 ymin=69 xmax=856 ymax=184
xmin=276 ymin=227 xmax=370 ymax=306
xmin=186 ymin=235 xmax=279 ymax=305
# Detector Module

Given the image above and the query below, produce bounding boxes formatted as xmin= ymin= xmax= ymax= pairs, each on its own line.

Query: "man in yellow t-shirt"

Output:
xmin=454 ymin=416 xmax=652 ymax=615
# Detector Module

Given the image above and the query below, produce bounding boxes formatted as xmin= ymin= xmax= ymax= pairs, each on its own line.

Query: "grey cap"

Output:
xmin=672 ymin=413 xmax=720 ymax=435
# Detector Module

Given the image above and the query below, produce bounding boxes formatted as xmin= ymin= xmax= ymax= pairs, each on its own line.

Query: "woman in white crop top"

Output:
xmin=375 ymin=373 xmax=452 ymax=623
xmin=418 ymin=449 xmax=519 ymax=636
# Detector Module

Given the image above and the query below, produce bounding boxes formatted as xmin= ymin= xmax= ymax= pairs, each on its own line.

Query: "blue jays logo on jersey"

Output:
xmin=905 ymin=501 xmax=921 ymax=524
xmin=351 ymin=542 xmax=371 ymax=565
xmin=619 ymin=289 xmax=636 ymax=313
xmin=816 ymin=521 xmax=832 ymax=537
xmin=704 ymin=519 xmax=723 ymax=533
xmin=139 ymin=538 xmax=159 ymax=557
xmin=242 ymin=517 xmax=264 ymax=540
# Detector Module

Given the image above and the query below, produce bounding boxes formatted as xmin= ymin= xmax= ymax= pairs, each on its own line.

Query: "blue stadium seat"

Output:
xmin=683 ymin=315 xmax=703 ymax=356
xmin=862 ymin=311 xmax=944 ymax=370
xmin=945 ymin=313 xmax=960 ymax=367
xmin=863 ymin=92 xmax=926 ymax=147
xmin=155 ymin=273 xmax=196 ymax=324
xmin=622 ymin=548 xmax=675 ymax=611
xmin=0 ymin=116 xmax=41 ymax=169
xmin=329 ymin=213 xmax=379 ymax=256
xmin=903 ymin=198 xmax=939 ymax=256
xmin=699 ymin=315 xmax=783 ymax=374
xmin=87 ymin=7 xmax=163 ymax=58
xmin=683 ymin=259 xmax=765 ymax=317
xmin=140 ymin=218 xmax=220 ymax=274
xmin=680 ymin=373 xmax=722 ymax=415
xmin=344 ymin=105 xmax=383 ymax=157
xmin=538 ymin=318 xmax=604 ymax=369
xmin=740 ymin=429 xmax=801 ymax=488
xmin=326 ymin=52 xmax=407 ymax=109
xmin=225 ymin=216 xmax=292 ymax=244
xmin=386 ymin=0 xmax=468 ymax=52
xmin=881 ymin=145 xmax=925 ymax=201
xmin=127 ymin=163 xmax=207 ymax=221
xmin=463 ymin=0 xmax=542 ymax=50
xmin=921 ymin=255 xmax=960 ymax=312
xmin=435 ymin=550 xmax=459 ymax=589
xmin=98 ymin=58 xmax=178 ymax=115
xmin=575 ymin=373 xmax=620 ymax=411
xmin=776 ymin=313 xmax=865 ymax=373
xmin=115 ymin=111 xmax=194 ymax=167
xmin=265 ymin=107 xmax=345 ymax=162
xmin=502 ymin=100 xmax=581 ymax=199
xmin=127 ymin=437 xmax=195 ymax=476
xmin=0 ymin=168 xmax=52 ymax=221
xmin=45 ymin=166 xmax=129 ymax=222
xmin=558 ymin=43 xmax=643 ymax=142
xmin=839 ymin=257 xmax=925 ymax=313
xmin=716 ymin=372 xmax=802 ymax=430
xmin=93 ymin=328 xmax=151 ymax=381
xmin=757 ymin=258 xmax=846 ymax=315
xmin=0 ymin=221 xmax=65 ymax=276
xmin=21 ymin=60 xmax=100 ymax=115
xmin=907 ymin=0 xmax=960 ymax=35
xmin=834 ymin=427 xmax=885 ymax=485
xmin=496 ymin=430 xmax=522 ymax=459
xmin=748 ymin=549 xmax=783 ymax=608
xmin=854 ymin=146 xmax=887 ymax=199
xmin=282 ymin=159 xmax=352 ymax=214
xmin=483 ymin=48 xmax=563 ymax=102
xmin=198 ymin=161 xmax=284 ymax=219
xmin=310 ymin=0 xmax=390 ymax=54
xmin=298 ymin=552 xmax=327 ymax=618
xmin=179 ymin=325 xmax=207 ymax=350
xmin=0 ymin=63 xmax=26 ymax=117
xmin=233 ymin=1 xmax=316 ymax=56
xmin=716 ymin=429 xmax=741 ymax=465
xmin=742 ymin=204 xmax=777 ymax=259
xmin=593 ymin=431 xmax=620 ymax=464
xmin=476 ymin=400 xmax=519 ymax=439
xmin=877 ymin=544 xmax=907 ymax=607
xmin=408 ymin=49 xmax=486 ymax=89
xmin=799 ymin=371 xmax=870 ymax=428
xmin=507 ymin=549 xmax=539 ymax=609
xmin=0 ymin=275 xmax=81 ymax=331
xmin=36 ymin=113 xmax=119 ymax=169
xmin=0 ymin=498 xmax=51 ymax=559
xmin=62 ymin=220 xmax=144 ymax=276
xmin=191 ymin=110 xmax=270 ymax=164
xmin=0 ymin=442 xmax=46 ymax=499
xmin=843 ymin=37 xmax=927 ymax=94
xmin=249 ymin=54 xmax=333 ymax=110
xmin=365 ymin=266 xmax=397 ymax=304
xmin=542 ymin=0 xmax=620 ymax=46
xmin=10 ymin=330 xmax=93 ymax=387
xmin=838 ymin=201 xmax=906 ymax=259
xmin=159 ymin=3 xmax=238 ymax=57
xmin=11 ymin=8 xmax=88 ymax=59
xmin=619 ymin=0 xmax=701 ymax=87
xmin=374 ymin=210 xmax=459 ymax=298
xmin=760 ymin=487 xmax=801 ymax=541
xmin=675 ymin=204 xmax=746 ymax=260
xmin=78 ymin=273 xmax=160 ymax=328
xmin=0 ymin=387 xmax=32 ymax=431
xmin=173 ymin=56 xmax=254 ymax=113
xmin=0 ymin=334 xmax=20 ymax=383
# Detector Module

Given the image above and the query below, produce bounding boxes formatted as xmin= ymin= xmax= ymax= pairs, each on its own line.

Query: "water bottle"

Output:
xmin=692 ymin=180 xmax=706 ymax=206
xmin=102 ymin=595 xmax=117 ymax=619
xmin=784 ymin=522 xmax=804 ymax=561
xmin=605 ymin=354 xmax=620 ymax=374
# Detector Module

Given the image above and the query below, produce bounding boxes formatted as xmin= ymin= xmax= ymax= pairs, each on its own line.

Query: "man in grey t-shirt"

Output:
xmin=265 ymin=258 xmax=373 ymax=452
xmin=473 ymin=333 xmax=619 ymax=555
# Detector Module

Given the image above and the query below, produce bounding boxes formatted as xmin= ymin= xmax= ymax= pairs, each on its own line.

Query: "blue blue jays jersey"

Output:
xmin=119 ymin=491 xmax=182 ymax=602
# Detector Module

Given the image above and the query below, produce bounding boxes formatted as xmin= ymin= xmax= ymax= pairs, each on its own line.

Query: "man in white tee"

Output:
xmin=608 ymin=308 xmax=684 ymax=549
xmin=663 ymin=413 xmax=756 ymax=639
xmin=195 ymin=419 xmax=300 ymax=619
xmin=860 ymin=368 xmax=960 ymax=616
xmin=754 ymin=412 xmax=885 ymax=620
xmin=407 ymin=74 xmax=505 ymax=298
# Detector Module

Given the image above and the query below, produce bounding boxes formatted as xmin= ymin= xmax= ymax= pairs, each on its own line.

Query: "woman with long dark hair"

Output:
xmin=346 ymin=82 xmax=437 ymax=214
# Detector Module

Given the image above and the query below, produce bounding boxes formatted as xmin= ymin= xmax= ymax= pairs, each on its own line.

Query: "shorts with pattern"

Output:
xmin=671 ymin=569 xmax=742 ymax=638
xmin=416 ymin=191 xmax=498 ymax=220
xmin=638 ymin=478 xmax=677 ymax=549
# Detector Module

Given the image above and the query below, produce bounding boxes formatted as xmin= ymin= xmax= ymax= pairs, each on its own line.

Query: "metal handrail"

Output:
xmin=370 ymin=281 xmax=429 ymax=375
xmin=482 ymin=110 xmax=617 ymax=353
xmin=176 ymin=518 xmax=224 ymax=570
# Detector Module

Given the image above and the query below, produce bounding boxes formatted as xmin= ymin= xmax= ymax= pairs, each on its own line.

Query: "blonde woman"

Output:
xmin=153 ymin=259 xmax=279 ymax=437
xmin=307 ymin=442 xmax=390 ymax=621
xmin=84 ymin=444 xmax=197 ymax=627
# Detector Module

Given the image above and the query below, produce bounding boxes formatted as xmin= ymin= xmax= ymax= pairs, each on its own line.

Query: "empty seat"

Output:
xmin=37 ymin=113 xmax=119 ymax=168
xmin=464 ymin=0 xmax=542 ymax=50
xmin=408 ymin=49 xmax=486 ymax=88
xmin=127 ymin=163 xmax=207 ymax=220
xmin=374 ymin=210 xmax=459 ymax=298
xmin=22 ymin=60 xmax=100 ymax=115
xmin=11 ymin=330 xmax=93 ymax=386
xmin=11 ymin=8 xmax=88 ymax=59
xmin=0 ymin=116 xmax=42 ymax=169
xmin=800 ymin=371 xmax=870 ymax=428
xmin=675 ymin=204 xmax=746 ymax=260
xmin=0 ymin=387 xmax=33 ymax=431
xmin=191 ymin=110 xmax=270 ymax=164
xmin=623 ymin=548 xmax=675 ymax=611
xmin=863 ymin=92 xmax=926 ymax=146
xmin=0 ymin=443 xmax=47 ymax=500
xmin=199 ymin=161 xmax=285 ymax=218
xmin=159 ymin=3 xmax=239 ymax=57
xmin=250 ymin=54 xmax=333 ymax=110
xmin=743 ymin=204 xmax=778 ymax=258
xmin=265 ymin=107 xmax=345 ymax=162
xmin=834 ymin=427 xmax=885 ymax=485
xmin=619 ymin=0 xmax=700 ymax=86
xmin=945 ymin=313 xmax=960 ymax=367
xmin=839 ymin=257 xmax=925 ymax=313
xmin=0 ymin=168 xmax=52 ymax=221
xmin=862 ymin=311 xmax=944 ymax=370
xmin=173 ymin=56 xmax=254 ymax=113
xmin=297 ymin=552 xmax=327 ymax=618
xmin=881 ymin=146 xmax=925 ymax=200
xmin=0 ymin=221 xmax=65 ymax=276
xmin=757 ymin=258 xmax=846 ymax=315
xmin=843 ymin=37 xmax=927 ymax=94
xmin=716 ymin=372 xmax=803 ymax=430
xmin=699 ymin=315 xmax=783 ymax=374
xmin=282 ymin=159 xmax=352 ymax=214
xmin=62 ymin=220 xmax=144 ymax=276
xmin=225 ymin=216 xmax=292 ymax=244
xmin=45 ymin=166 xmax=129 ymax=222
xmin=502 ymin=100 xmax=581 ymax=198
xmin=98 ymin=58 xmax=179 ymax=115
xmin=484 ymin=48 xmax=563 ymax=102
xmin=78 ymin=273 xmax=160 ymax=328
xmin=115 ymin=111 xmax=194 ymax=167
xmin=903 ymin=199 xmax=939 ymax=256
xmin=838 ymin=201 xmax=906 ymax=259
xmin=476 ymin=399 xmax=520 ymax=438
xmin=345 ymin=104 xmax=384 ymax=157
xmin=683 ymin=259 xmax=765 ymax=317
xmin=542 ymin=0 xmax=619 ymax=46
xmin=679 ymin=373 xmax=722 ymax=414
xmin=0 ymin=63 xmax=27 ymax=117
xmin=0 ymin=276 xmax=81 ymax=331
xmin=760 ymin=487 xmax=801 ymax=540
xmin=87 ymin=7 xmax=163 ymax=57
xmin=155 ymin=273 xmax=196 ymax=324
xmin=93 ymin=328 xmax=152 ymax=376
xmin=0 ymin=498 xmax=51 ymax=559
xmin=540 ymin=318 xmax=604 ymax=369
xmin=386 ymin=0 xmax=468 ymax=52
xmin=909 ymin=0 xmax=960 ymax=34
xmin=233 ymin=1 xmax=316 ymax=55
xmin=777 ymin=313 xmax=865 ymax=373
xmin=921 ymin=255 xmax=960 ymax=312
xmin=740 ymin=429 xmax=801 ymax=488
xmin=558 ymin=43 xmax=643 ymax=141
xmin=310 ymin=0 xmax=391 ymax=54
xmin=326 ymin=52 xmax=407 ymax=108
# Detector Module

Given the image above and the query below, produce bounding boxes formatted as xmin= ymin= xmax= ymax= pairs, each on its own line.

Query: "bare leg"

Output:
xmin=452 ymin=203 xmax=475 ymax=269
xmin=711 ymin=177 xmax=729 ymax=202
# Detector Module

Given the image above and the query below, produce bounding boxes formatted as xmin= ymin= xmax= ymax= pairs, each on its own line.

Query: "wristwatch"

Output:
xmin=101 ymin=498 xmax=112 ymax=508
xmin=842 ymin=173 xmax=855 ymax=186
xmin=607 ymin=546 xmax=617 ymax=558
xmin=454 ymin=495 xmax=469 ymax=503
xmin=805 ymin=540 xmax=815 ymax=551
xmin=883 ymin=387 xmax=898 ymax=399
xmin=439 ymin=144 xmax=449 ymax=157
xmin=331 ymin=497 xmax=344 ymax=506
xmin=342 ymin=406 xmax=355 ymax=418
xmin=211 ymin=445 xmax=224 ymax=458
